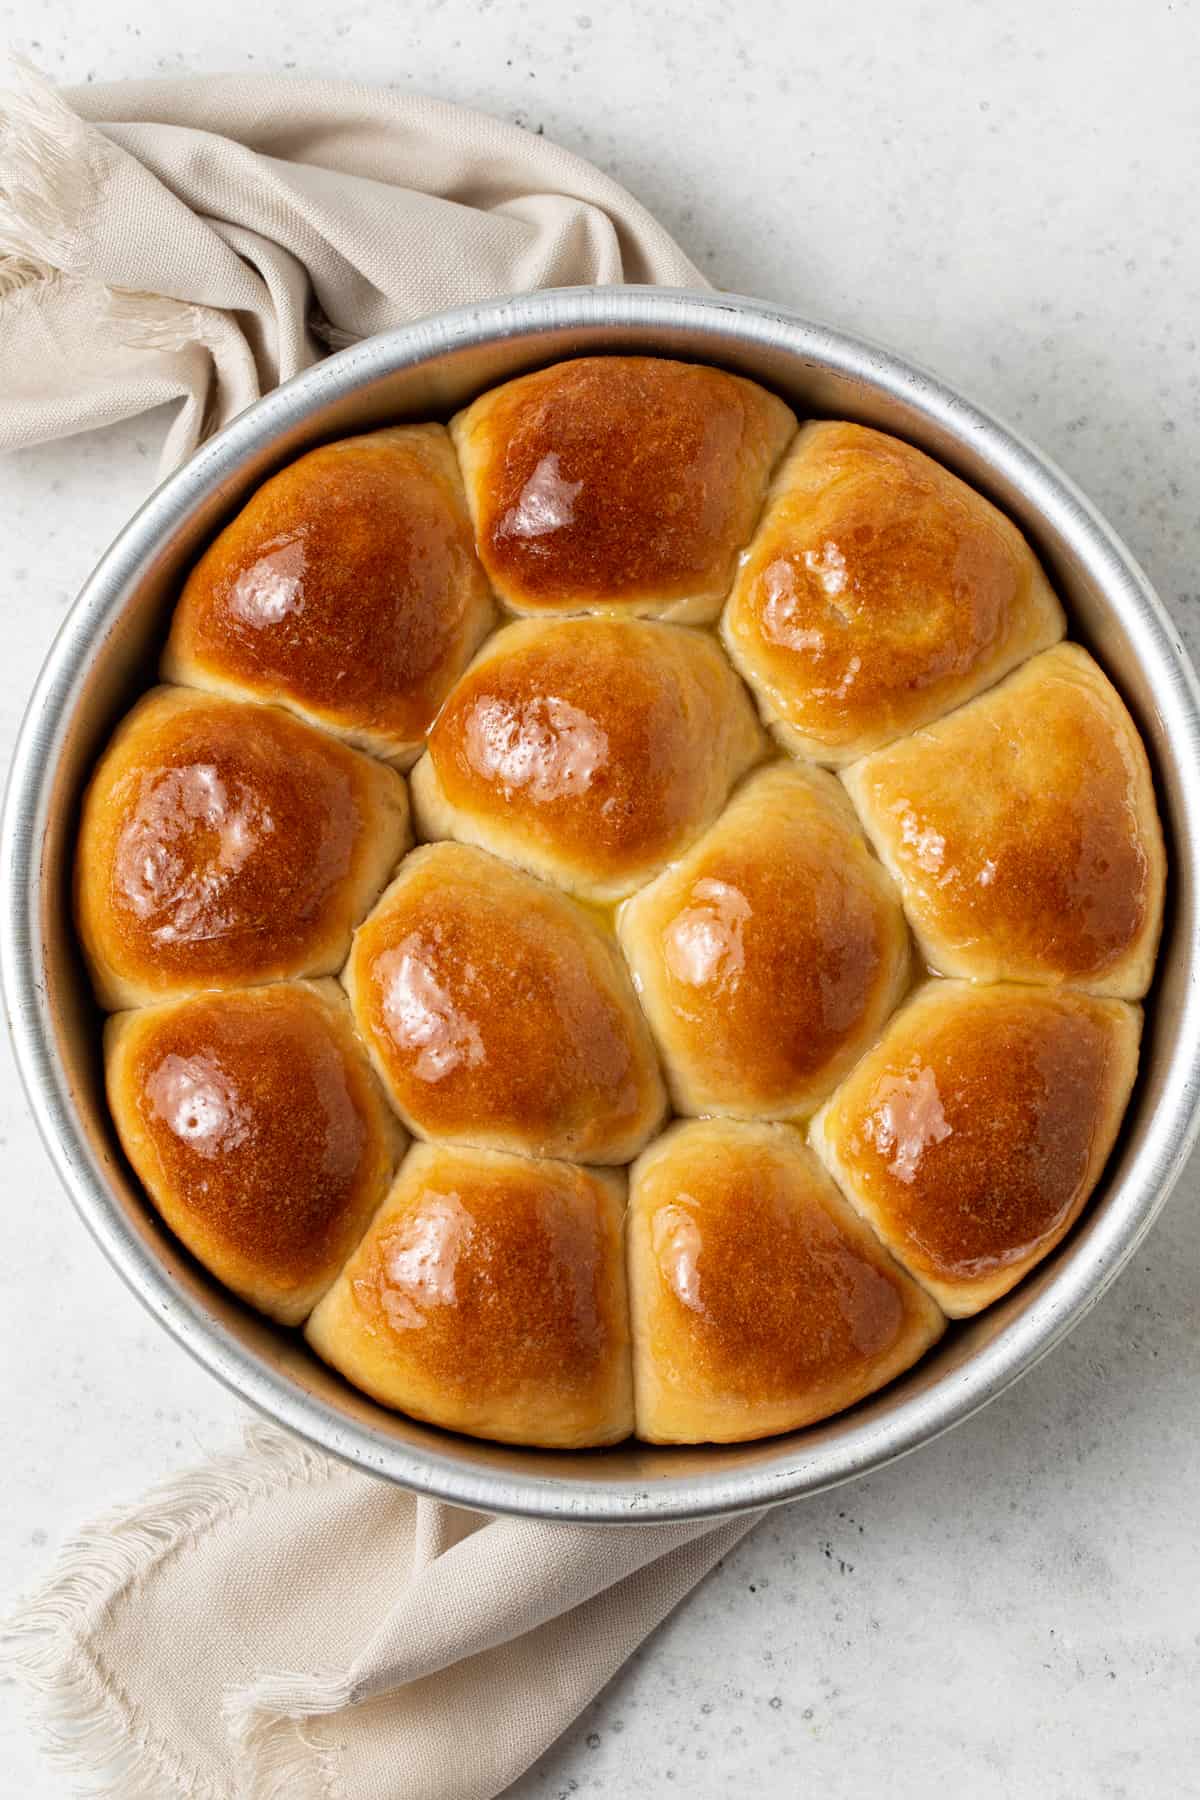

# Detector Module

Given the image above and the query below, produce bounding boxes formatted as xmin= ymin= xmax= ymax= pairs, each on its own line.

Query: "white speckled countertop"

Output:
xmin=3 ymin=3 xmax=1199 ymax=1794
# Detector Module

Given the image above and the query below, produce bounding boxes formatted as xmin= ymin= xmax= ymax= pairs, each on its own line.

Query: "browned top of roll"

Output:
xmin=633 ymin=1121 xmax=935 ymax=1408
xmin=107 ymin=983 xmax=396 ymax=1295
xmin=346 ymin=842 xmax=666 ymax=1162
xmin=76 ymin=687 xmax=405 ymax=1001
xmin=617 ymin=762 xmax=909 ymax=1117
xmin=422 ymin=617 xmax=762 ymax=891
xmin=166 ymin=428 xmax=493 ymax=750
xmin=452 ymin=357 xmax=794 ymax=615
xmin=816 ymin=982 xmax=1140 ymax=1292
xmin=722 ymin=421 xmax=1062 ymax=758
xmin=845 ymin=643 xmax=1165 ymax=995
xmin=343 ymin=1146 xmax=627 ymax=1401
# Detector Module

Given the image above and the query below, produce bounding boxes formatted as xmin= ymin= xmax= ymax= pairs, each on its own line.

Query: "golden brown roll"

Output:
xmin=617 ymin=761 xmax=910 ymax=1120
xmin=345 ymin=841 xmax=667 ymax=1162
xmin=451 ymin=356 xmax=795 ymax=622
xmin=810 ymin=981 xmax=1141 ymax=1316
xmin=843 ymin=643 xmax=1166 ymax=997
xmin=721 ymin=421 xmax=1065 ymax=764
xmin=162 ymin=427 xmax=495 ymax=766
xmin=306 ymin=1142 xmax=633 ymax=1447
xmin=627 ymin=1118 xmax=944 ymax=1444
xmin=75 ymin=687 xmax=410 ymax=1010
xmin=411 ymin=617 xmax=765 ymax=900
xmin=105 ymin=980 xmax=403 ymax=1325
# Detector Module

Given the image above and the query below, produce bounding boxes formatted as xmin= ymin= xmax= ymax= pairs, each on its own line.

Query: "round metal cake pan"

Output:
xmin=4 ymin=287 xmax=1199 ymax=1522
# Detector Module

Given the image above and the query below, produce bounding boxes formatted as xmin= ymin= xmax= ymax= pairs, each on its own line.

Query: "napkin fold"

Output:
xmin=4 ymin=1424 xmax=757 ymax=1800
xmin=0 ymin=63 xmax=754 ymax=1800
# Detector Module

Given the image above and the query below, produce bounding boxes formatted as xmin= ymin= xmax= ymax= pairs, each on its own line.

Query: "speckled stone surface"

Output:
xmin=2 ymin=3 xmax=1199 ymax=1795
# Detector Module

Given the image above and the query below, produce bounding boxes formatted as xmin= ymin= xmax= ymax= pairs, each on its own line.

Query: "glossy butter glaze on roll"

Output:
xmin=163 ymin=427 xmax=495 ymax=766
xmin=451 ymin=357 xmax=796 ymax=621
xmin=843 ymin=643 xmax=1166 ymax=997
xmin=722 ymin=422 xmax=1065 ymax=764
xmin=76 ymin=688 xmax=410 ymax=1009
xmin=411 ymin=617 xmax=765 ymax=900
xmin=345 ymin=841 xmax=667 ymax=1162
xmin=627 ymin=1118 xmax=944 ymax=1443
xmin=306 ymin=1142 xmax=633 ymax=1447
xmin=618 ymin=761 xmax=910 ymax=1120
xmin=105 ymin=981 xmax=403 ymax=1325
xmin=811 ymin=982 xmax=1141 ymax=1316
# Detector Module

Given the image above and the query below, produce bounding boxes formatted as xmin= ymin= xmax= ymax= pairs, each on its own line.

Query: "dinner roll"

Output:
xmin=306 ymin=1142 xmax=633 ymax=1447
xmin=451 ymin=356 xmax=795 ymax=621
xmin=811 ymin=981 xmax=1141 ymax=1316
xmin=721 ymin=421 xmax=1065 ymax=764
xmin=76 ymin=687 xmax=410 ymax=1009
xmin=345 ymin=841 xmax=667 ymax=1162
xmin=105 ymin=981 xmax=403 ymax=1325
xmin=411 ymin=617 xmax=765 ymax=900
xmin=163 ymin=427 xmax=495 ymax=766
xmin=843 ymin=643 xmax=1165 ymax=996
xmin=627 ymin=1118 xmax=944 ymax=1444
xmin=617 ymin=760 xmax=910 ymax=1120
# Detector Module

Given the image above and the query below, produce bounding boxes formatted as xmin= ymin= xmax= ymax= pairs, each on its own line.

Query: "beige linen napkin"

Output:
xmin=0 ymin=62 xmax=757 ymax=1800
xmin=5 ymin=1424 xmax=755 ymax=1800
